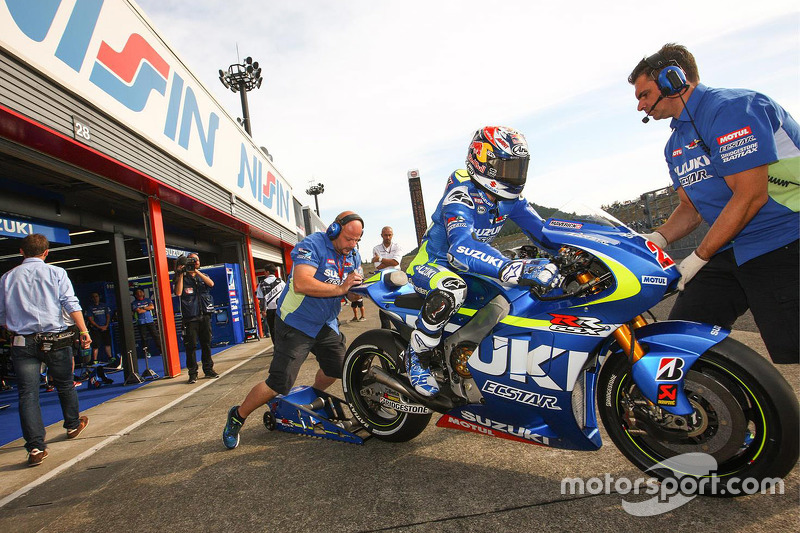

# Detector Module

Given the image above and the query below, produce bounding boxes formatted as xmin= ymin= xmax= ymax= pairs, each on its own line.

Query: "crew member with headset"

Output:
xmin=630 ymin=43 xmax=799 ymax=364
xmin=222 ymin=211 xmax=363 ymax=449
xmin=174 ymin=253 xmax=219 ymax=383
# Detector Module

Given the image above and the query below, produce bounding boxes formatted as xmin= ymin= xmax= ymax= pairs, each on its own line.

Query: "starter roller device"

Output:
xmin=264 ymin=386 xmax=370 ymax=445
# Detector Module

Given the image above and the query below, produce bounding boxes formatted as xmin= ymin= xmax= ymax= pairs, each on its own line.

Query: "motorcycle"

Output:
xmin=343 ymin=203 xmax=799 ymax=495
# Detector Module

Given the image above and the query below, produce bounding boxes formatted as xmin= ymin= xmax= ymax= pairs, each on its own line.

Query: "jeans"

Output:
xmin=11 ymin=339 xmax=80 ymax=452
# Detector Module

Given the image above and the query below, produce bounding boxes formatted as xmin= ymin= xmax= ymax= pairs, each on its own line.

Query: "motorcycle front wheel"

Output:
xmin=598 ymin=336 xmax=799 ymax=496
xmin=342 ymin=329 xmax=431 ymax=442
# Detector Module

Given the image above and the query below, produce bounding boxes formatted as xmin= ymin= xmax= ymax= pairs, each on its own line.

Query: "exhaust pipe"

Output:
xmin=367 ymin=366 xmax=454 ymax=412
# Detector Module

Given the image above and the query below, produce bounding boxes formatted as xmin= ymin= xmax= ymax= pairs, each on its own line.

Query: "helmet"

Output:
xmin=465 ymin=126 xmax=530 ymax=200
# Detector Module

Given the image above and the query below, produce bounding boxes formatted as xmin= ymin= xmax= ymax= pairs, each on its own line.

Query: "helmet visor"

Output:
xmin=490 ymin=157 xmax=529 ymax=186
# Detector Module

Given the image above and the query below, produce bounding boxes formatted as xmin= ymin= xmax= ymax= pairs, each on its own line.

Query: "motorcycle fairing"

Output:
xmin=454 ymin=325 xmax=606 ymax=451
xmin=626 ymin=320 xmax=730 ymax=415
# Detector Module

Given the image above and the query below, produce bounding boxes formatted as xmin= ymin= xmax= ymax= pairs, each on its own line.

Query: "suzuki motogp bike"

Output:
xmin=343 ymin=204 xmax=799 ymax=495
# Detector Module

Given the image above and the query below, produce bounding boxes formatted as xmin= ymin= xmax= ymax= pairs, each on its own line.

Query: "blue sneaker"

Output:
xmin=222 ymin=406 xmax=244 ymax=449
xmin=405 ymin=348 xmax=439 ymax=397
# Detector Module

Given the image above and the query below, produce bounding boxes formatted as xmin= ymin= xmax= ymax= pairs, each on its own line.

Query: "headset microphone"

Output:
xmin=641 ymin=95 xmax=664 ymax=124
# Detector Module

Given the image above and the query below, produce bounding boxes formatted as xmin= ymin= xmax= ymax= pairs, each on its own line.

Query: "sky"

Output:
xmin=132 ymin=0 xmax=799 ymax=254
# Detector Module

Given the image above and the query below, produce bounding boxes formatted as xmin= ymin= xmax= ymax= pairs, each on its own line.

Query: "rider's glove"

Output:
xmin=642 ymin=231 xmax=668 ymax=249
xmin=499 ymin=259 xmax=560 ymax=288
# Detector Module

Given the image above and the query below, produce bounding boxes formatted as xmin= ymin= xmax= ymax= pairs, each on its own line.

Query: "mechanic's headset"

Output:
xmin=644 ymin=52 xmax=688 ymax=97
xmin=326 ymin=213 xmax=364 ymax=240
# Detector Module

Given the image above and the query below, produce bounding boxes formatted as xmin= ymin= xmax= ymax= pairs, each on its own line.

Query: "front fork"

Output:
xmin=612 ymin=316 xmax=648 ymax=363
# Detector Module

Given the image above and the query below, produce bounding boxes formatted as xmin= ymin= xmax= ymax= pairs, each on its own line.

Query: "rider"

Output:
xmin=404 ymin=126 xmax=560 ymax=397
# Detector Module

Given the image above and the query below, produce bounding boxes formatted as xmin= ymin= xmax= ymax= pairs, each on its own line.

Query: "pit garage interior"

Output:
xmin=0 ymin=144 xmax=262 ymax=382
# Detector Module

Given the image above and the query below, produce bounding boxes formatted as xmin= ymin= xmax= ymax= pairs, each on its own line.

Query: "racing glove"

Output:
xmin=499 ymin=259 xmax=560 ymax=288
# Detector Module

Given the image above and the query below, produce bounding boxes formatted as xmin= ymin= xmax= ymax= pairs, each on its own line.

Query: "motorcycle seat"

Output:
xmin=383 ymin=270 xmax=409 ymax=288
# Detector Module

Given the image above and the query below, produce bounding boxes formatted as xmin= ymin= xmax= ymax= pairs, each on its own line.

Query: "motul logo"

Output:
xmin=717 ymin=126 xmax=752 ymax=145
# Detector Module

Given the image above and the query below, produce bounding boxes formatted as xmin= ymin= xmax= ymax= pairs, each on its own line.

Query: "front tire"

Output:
xmin=598 ymin=336 xmax=799 ymax=496
xmin=342 ymin=330 xmax=431 ymax=442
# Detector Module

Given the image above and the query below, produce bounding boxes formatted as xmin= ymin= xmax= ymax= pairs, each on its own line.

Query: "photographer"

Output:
xmin=174 ymin=253 xmax=218 ymax=383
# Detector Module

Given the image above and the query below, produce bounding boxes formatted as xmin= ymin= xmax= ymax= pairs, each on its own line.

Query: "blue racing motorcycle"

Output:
xmin=343 ymin=203 xmax=798 ymax=495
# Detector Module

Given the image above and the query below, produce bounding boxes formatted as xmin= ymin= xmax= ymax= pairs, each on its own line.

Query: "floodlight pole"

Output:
xmin=238 ymin=81 xmax=252 ymax=136
xmin=219 ymin=56 xmax=263 ymax=138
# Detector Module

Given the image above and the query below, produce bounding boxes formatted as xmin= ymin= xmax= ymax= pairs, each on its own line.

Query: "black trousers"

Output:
xmin=183 ymin=314 xmax=214 ymax=376
xmin=136 ymin=322 xmax=160 ymax=355
xmin=266 ymin=309 xmax=277 ymax=338
xmin=669 ymin=240 xmax=799 ymax=364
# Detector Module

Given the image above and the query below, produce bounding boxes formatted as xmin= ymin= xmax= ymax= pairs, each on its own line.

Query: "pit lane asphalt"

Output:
xmin=0 ymin=299 xmax=796 ymax=532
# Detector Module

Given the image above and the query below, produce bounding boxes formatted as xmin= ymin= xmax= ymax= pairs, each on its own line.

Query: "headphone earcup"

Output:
xmin=658 ymin=65 xmax=687 ymax=96
xmin=326 ymin=222 xmax=341 ymax=240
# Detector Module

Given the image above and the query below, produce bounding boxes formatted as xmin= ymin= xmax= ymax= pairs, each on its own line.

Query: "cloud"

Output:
xmin=134 ymin=0 xmax=799 ymax=254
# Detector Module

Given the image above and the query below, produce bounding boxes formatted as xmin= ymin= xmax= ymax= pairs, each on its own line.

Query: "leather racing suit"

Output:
xmin=405 ymin=169 xmax=549 ymax=363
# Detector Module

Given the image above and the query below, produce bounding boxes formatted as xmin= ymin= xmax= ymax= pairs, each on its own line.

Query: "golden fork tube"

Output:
xmin=614 ymin=316 xmax=647 ymax=363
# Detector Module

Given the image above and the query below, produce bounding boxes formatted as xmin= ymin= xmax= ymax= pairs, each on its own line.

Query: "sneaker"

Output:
xmin=45 ymin=384 xmax=54 ymax=393
xmin=188 ymin=375 xmax=198 ymax=384
xmin=66 ymin=416 xmax=89 ymax=439
xmin=27 ymin=448 xmax=48 ymax=467
xmin=405 ymin=348 xmax=439 ymax=397
xmin=222 ymin=406 xmax=245 ymax=449
xmin=350 ymin=317 xmax=359 ymax=322
xmin=358 ymin=317 xmax=367 ymax=322
xmin=205 ymin=371 xmax=220 ymax=379
xmin=106 ymin=358 xmax=122 ymax=370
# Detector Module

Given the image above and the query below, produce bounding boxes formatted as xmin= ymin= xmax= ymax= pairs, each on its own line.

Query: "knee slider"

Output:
xmin=421 ymin=289 xmax=458 ymax=329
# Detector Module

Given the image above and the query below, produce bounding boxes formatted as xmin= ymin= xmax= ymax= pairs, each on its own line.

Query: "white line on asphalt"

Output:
xmin=0 ymin=343 xmax=272 ymax=509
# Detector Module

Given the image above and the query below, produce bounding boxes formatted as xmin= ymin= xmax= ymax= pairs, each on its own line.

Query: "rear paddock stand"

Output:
xmin=264 ymin=386 xmax=370 ymax=445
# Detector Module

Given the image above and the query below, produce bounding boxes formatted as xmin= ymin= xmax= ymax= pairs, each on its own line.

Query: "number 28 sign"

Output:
xmin=72 ymin=115 xmax=92 ymax=144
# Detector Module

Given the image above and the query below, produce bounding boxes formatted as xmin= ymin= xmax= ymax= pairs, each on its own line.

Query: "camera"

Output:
xmin=176 ymin=254 xmax=198 ymax=273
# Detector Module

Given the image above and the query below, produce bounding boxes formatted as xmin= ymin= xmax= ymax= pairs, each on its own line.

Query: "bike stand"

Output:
xmin=76 ymin=363 xmax=116 ymax=388
xmin=139 ymin=347 xmax=160 ymax=381
xmin=264 ymin=386 xmax=370 ymax=445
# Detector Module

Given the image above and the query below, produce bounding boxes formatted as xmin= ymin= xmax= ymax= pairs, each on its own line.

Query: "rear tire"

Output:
xmin=598 ymin=336 xmax=799 ymax=496
xmin=342 ymin=330 xmax=431 ymax=442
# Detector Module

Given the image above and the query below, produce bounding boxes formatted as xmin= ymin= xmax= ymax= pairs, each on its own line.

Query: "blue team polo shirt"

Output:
xmin=87 ymin=303 xmax=111 ymax=327
xmin=665 ymin=83 xmax=800 ymax=265
xmin=131 ymin=298 xmax=155 ymax=324
xmin=277 ymin=232 xmax=361 ymax=337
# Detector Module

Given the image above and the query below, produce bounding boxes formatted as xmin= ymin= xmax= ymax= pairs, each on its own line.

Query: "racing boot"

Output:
xmin=222 ymin=405 xmax=245 ymax=449
xmin=405 ymin=346 xmax=439 ymax=397
xmin=404 ymin=329 xmax=440 ymax=397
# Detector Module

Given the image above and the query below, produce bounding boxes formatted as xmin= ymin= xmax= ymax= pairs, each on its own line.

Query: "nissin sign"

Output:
xmin=0 ymin=0 xmax=293 ymax=229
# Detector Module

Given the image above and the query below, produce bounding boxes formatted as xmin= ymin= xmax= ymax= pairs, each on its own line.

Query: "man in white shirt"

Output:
xmin=256 ymin=263 xmax=286 ymax=338
xmin=371 ymin=226 xmax=403 ymax=329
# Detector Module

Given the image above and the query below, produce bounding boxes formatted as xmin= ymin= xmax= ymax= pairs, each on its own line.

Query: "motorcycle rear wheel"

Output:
xmin=342 ymin=330 xmax=431 ymax=442
xmin=598 ymin=336 xmax=799 ymax=496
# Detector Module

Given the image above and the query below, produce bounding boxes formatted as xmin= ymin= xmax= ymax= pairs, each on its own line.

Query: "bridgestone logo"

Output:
xmin=378 ymin=397 xmax=431 ymax=414
xmin=717 ymin=126 xmax=752 ymax=145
